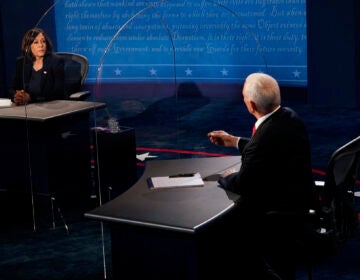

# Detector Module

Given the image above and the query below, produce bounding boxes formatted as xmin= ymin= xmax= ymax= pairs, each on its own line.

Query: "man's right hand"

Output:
xmin=207 ymin=130 xmax=239 ymax=148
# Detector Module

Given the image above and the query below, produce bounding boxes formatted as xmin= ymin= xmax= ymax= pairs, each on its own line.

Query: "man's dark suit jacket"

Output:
xmin=11 ymin=53 xmax=65 ymax=102
xmin=219 ymin=106 xmax=316 ymax=215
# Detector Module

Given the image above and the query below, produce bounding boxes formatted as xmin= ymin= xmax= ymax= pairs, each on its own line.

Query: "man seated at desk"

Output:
xmin=208 ymin=72 xmax=317 ymax=280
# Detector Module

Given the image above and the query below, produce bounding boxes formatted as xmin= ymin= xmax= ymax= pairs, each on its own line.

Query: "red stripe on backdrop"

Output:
xmin=312 ymin=169 xmax=326 ymax=176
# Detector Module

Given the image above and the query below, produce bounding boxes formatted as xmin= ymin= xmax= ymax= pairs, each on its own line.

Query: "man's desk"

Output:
xmin=85 ymin=156 xmax=241 ymax=279
xmin=0 ymin=100 xmax=106 ymax=212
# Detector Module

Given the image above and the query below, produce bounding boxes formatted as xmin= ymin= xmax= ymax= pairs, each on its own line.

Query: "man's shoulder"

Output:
xmin=278 ymin=106 xmax=298 ymax=117
xmin=272 ymin=107 xmax=304 ymax=125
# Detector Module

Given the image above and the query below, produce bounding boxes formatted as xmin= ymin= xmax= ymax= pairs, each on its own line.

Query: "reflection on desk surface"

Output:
xmin=0 ymin=100 xmax=106 ymax=121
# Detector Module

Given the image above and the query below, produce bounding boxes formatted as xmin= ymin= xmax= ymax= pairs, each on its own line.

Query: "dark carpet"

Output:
xmin=1 ymin=96 xmax=360 ymax=280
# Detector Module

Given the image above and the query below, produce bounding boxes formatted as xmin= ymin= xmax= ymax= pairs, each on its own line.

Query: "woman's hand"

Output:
xmin=14 ymin=90 xmax=31 ymax=105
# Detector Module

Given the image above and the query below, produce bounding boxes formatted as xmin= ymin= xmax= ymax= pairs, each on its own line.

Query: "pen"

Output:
xmin=169 ymin=173 xmax=195 ymax=178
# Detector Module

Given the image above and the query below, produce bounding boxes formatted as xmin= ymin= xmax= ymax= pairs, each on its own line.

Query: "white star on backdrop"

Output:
xmin=292 ymin=69 xmax=301 ymax=78
xmin=220 ymin=68 xmax=229 ymax=76
xmin=114 ymin=68 xmax=122 ymax=76
xmin=185 ymin=68 xmax=193 ymax=76
xmin=149 ymin=68 xmax=157 ymax=76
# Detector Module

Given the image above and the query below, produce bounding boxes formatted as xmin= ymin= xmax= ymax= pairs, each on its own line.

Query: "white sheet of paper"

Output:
xmin=148 ymin=172 xmax=204 ymax=189
xmin=0 ymin=98 xmax=12 ymax=108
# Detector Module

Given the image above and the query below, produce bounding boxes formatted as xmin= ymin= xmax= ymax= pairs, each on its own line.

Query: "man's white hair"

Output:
xmin=243 ymin=73 xmax=281 ymax=114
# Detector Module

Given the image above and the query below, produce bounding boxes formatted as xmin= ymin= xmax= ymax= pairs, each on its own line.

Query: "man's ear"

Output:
xmin=249 ymin=100 xmax=257 ymax=113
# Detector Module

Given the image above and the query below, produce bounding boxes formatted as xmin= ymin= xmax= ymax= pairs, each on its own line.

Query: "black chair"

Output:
xmin=265 ymin=136 xmax=360 ymax=280
xmin=315 ymin=135 xmax=360 ymax=250
xmin=56 ymin=52 xmax=91 ymax=101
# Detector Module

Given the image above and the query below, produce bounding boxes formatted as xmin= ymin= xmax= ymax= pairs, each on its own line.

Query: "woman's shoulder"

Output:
xmin=15 ymin=56 xmax=25 ymax=63
xmin=14 ymin=56 xmax=29 ymax=68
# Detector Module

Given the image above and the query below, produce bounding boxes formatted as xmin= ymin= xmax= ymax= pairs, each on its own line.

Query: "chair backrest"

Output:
xmin=56 ymin=52 xmax=89 ymax=99
xmin=321 ymin=136 xmax=360 ymax=245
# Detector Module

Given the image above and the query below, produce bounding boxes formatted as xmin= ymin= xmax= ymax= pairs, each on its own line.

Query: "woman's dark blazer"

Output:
xmin=220 ymin=107 xmax=316 ymax=215
xmin=10 ymin=53 xmax=65 ymax=102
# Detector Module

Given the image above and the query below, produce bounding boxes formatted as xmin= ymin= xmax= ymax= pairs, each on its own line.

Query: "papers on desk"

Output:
xmin=147 ymin=172 xmax=204 ymax=189
xmin=0 ymin=98 xmax=12 ymax=108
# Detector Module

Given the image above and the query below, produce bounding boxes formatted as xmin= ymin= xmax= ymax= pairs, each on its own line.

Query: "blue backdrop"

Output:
xmin=53 ymin=0 xmax=307 ymax=87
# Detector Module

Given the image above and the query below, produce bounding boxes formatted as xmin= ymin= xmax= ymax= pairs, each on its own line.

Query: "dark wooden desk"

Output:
xmin=0 ymin=100 xmax=106 ymax=219
xmin=85 ymin=156 xmax=241 ymax=279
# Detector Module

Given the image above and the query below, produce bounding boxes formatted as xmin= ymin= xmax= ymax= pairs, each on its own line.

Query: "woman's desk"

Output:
xmin=0 ymin=99 xmax=105 ymax=121
xmin=85 ymin=156 xmax=241 ymax=279
xmin=0 ymin=100 xmax=106 ymax=226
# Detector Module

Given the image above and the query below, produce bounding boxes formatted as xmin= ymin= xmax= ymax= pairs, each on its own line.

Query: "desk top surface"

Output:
xmin=85 ymin=156 xmax=241 ymax=233
xmin=0 ymin=100 xmax=106 ymax=121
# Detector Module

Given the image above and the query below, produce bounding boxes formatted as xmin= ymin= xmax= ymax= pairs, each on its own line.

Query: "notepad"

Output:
xmin=0 ymin=98 xmax=12 ymax=108
xmin=147 ymin=172 xmax=204 ymax=189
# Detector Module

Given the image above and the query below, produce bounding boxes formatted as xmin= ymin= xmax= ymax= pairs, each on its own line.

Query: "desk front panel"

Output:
xmin=86 ymin=156 xmax=242 ymax=280
xmin=0 ymin=112 xmax=92 ymax=205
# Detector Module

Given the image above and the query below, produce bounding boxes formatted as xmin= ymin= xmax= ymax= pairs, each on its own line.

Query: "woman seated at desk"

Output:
xmin=9 ymin=27 xmax=65 ymax=105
